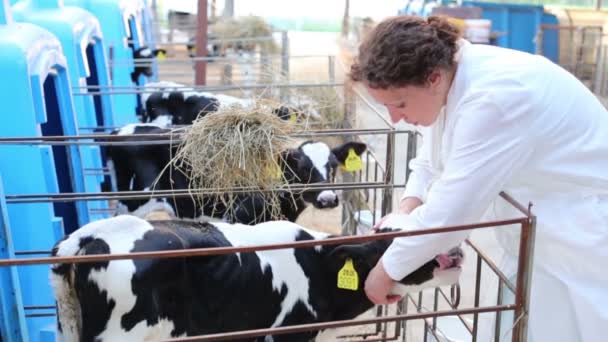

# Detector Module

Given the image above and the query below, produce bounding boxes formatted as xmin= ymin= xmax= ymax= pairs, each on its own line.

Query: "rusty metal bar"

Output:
xmin=194 ymin=0 xmax=207 ymax=86
xmin=512 ymin=214 xmax=537 ymax=342
xmin=164 ymin=305 xmax=516 ymax=342
xmin=0 ymin=218 xmax=527 ymax=267
xmin=472 ymin=254 xmax=483 ymax=342
xmin=496 ymin=281 xmax=504 ymax=342
xmin=498 ymin=192 xmax=531 ymax=217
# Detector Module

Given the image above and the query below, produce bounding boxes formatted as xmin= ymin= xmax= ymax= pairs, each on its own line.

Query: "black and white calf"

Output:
xmin=105 ymin=124 xmax=367 ymax=224
xmin=51 ymin=215 xmax=464 ymax=341
xmin=131 ymin=47 xmax=167 ymax=83
xmin=140 ymin=81 xmax=320 ymax=126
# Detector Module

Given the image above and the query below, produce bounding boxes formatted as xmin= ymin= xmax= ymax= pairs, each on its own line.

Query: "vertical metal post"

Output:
xmin=405 ymin=131 xmax=418 ymax=183
xmin=495 ymin=281 xmax=504 ymax=342
xmin=593 ymin=28 xmax=604 ymax=94
xmin=534 ymin=28 xmax=544 ymax=56
xmin=512 ymin=214 xmax=537 ymax=342
xmin=260 ymin=50 xmax=270 ymax=85
xmin=280 ymin=31 xmax=290 ymax=102
xmin=381 ymin=130 xmax=395 ymax=216
xmin=222 ymin=64 xmax=233 ymax=85
xmin=195 ymin=0 xmax=208 ymax=86
xmin=328 ymin=55 xmax=336 ymax=83
xmin=472 ymin=255 xmax=483 ymax=342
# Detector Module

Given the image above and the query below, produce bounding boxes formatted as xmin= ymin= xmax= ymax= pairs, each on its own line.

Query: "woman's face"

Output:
xmin=366 ymin=69 xmax=452 ymax=126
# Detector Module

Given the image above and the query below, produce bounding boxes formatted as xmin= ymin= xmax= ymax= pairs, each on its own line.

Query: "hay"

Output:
xmin=210 ymin=16 xmax=279 ymax=54
xmin=170 ymin=102 xmax=295 ymax=220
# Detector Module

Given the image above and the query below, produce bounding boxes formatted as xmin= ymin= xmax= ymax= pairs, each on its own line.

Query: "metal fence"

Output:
xmin=0 ymin=75 xmax=536 ymax=341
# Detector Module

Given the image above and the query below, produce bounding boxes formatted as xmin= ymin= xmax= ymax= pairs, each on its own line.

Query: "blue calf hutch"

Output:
xmin=0 ymin=0 xmax=90 ymax=339
xmin=462 ymin=1 xmax=560 ymax=62
xmin=64 ymin=0 xmax=151 ymax=125
xmin=12 ymin=0 xmax=116 ymax=223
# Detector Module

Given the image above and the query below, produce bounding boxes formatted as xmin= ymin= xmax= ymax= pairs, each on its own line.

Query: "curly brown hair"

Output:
xmin=350 ymin=15 xmax=461 ymax=89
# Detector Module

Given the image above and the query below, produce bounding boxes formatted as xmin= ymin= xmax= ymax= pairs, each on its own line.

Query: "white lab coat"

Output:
xmin=380 ymin=40 xmax=608 ymax=341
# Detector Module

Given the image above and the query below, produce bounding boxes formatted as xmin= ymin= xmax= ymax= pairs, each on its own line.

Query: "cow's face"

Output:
xmin=326 ymin=228 xmax=463 ymax=297
xmin=281 ymin=141 xmax=367 ymax=209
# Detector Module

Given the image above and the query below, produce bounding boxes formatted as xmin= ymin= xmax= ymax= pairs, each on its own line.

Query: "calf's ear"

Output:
xmin=327 ymin=244 xmax=380 ymax=271
xmin=331 ymin=141 xmax=367 ymax=167
xmin=153 ymin=49 xmax=168 ymax=57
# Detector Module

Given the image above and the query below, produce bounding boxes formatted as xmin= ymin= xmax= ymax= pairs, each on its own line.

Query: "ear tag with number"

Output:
xmin=289 ymin=112 xmax=297 ymax=123
xmin=337 ymin=258 xmax=359 ymax=291
xmin=341 ymin=148 xmax=363 ymax=172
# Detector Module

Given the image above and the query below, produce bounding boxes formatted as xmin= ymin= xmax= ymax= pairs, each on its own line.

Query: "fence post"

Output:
xmin=512 ymin=213 xmax=537 ymax=342
xmin=280 ymin=31 xmax=289 ymax=102
xmin=328 ymin=55 xmax=335 ymax=83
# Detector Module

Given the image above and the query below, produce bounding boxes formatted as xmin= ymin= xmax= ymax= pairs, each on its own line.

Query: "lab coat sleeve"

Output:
xmin=401 ymin=129 xmax=440 ymax=203
xmin=382 ymin=95 xmax=535 ymax=281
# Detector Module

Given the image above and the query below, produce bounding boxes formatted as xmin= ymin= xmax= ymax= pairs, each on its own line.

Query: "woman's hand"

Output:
xmin=364 ymin=261 xmax=402 ymax=305
xmin=372 ymin=197 xmax=423 ymax=230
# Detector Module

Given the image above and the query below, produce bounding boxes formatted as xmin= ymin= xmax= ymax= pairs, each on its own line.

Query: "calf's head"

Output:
xmin=131 ymin=47 xmax=167 ymax=83
xmin=280 ymin=141 xmax=367 ymax=209
xmin=324 ymin=229 xmax=463 ymax=316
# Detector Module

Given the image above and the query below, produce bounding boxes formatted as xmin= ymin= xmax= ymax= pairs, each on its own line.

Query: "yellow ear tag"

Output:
xmin=289 ymin=112 xmax=297 ymax=123
xmin=342 ymin=148 xmax=363 ymax=172
xmin=337 ymin=258 xmax=359 ymax=291
xmin=266 ymin=163 xmax=282 ymax=180
xmin=157 ymin=51 xmax=167 ymax=61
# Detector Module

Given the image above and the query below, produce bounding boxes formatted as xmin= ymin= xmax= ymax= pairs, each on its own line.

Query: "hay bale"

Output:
xmin=170 ymin=102 xmax=295 ymax=219
xmin=211 ymin=16 xmax=279 ymax=53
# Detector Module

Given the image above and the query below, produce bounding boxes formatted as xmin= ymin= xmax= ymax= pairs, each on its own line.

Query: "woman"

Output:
xmin=350 ymin=15 xmax=608 ymax=341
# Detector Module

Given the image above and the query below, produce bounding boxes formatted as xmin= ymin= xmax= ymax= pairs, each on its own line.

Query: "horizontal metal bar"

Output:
xmin=0 ymin=218 xmax=527 ymax=267
xmin=14 ymin=251 xmax=52 ymax=256
xmin=6 ymin=182 xmax=407 ymax=203
xmin=164 ymin=305 xmax=516 ymax=342
xmin=25 ymin=313 xmax=56 ymax=318
xmin=541 ymin=24 xmax=603 ymax=31
xmin=72 ymin=81 xmax=340 ymax=91
xmin=128 ymin=36 xmax=277 ymax=46
xmin=24 ymin=305 xmax=56 ymax=311
xmin=72 ymin=82 xmax=344 ymax=96
xmin=499 ymin=191 xmax=531 ymax=216
xmin=0 ymin=128 xmax=409 ymax=145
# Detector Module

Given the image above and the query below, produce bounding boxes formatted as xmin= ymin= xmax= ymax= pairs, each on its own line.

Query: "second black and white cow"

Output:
xmin=139 ymin=81 xmax=319 ymax=126
xmin=51 ymin=215 xmax=464 ymax=341
xmin=105 ymin=124 xmax=366 ymax=224
xmin=131 ymin=47 xmax=167 ymax=83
